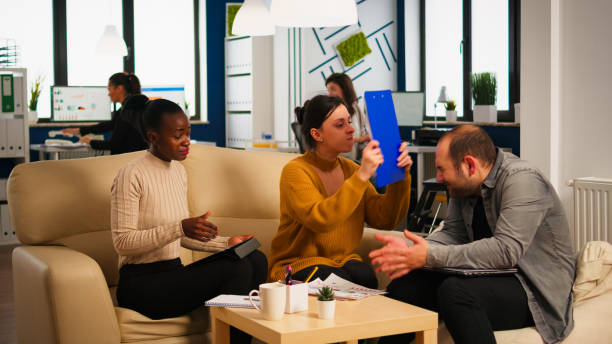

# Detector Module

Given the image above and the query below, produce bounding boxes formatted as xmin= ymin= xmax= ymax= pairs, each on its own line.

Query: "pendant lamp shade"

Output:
xmin=271 ymin=0 xmax=358 ymax=28
xmin=232 ymin=0 xmax=275 ymax=36
xmin=96 ymin=25 xmax=128 ymax=56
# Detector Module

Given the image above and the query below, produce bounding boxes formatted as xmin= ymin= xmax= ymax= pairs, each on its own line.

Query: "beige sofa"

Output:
xmin=8 ymin=144 xmax=612 ymax=343
xmin=8 ymin=144 xmax=405 ymax=344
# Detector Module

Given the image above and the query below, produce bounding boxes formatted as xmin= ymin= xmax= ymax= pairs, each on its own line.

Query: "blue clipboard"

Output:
xmin=364 ymin=90 xmax=405 ymax=188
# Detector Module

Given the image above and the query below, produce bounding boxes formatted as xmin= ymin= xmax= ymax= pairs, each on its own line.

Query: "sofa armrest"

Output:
xmin=358 ymin=228 xmax=408 ymax=290
xmin=12 ymin=245 xmax=120 ymax=344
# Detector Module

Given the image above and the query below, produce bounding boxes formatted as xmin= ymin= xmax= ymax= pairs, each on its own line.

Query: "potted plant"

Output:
xmin=445 ymin=100 xmax=457 ymax=122
xmin=316 ymin=286 xmax=336 ymax=319
xmin=470 ymin=72 xmax=497 ymax=122
xmin=28 ymin=75 xmax=44 ymax=123
xmin=184 ymin=101 xmax=190 ymax=117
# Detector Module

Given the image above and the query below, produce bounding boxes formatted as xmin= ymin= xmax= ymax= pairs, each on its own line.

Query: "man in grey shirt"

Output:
xmin=372 ymin=125 xmax=575 ymax=344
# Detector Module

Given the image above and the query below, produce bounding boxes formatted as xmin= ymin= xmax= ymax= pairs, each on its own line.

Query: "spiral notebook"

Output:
xmin=205 ymin=294 xmax=260 ymax=309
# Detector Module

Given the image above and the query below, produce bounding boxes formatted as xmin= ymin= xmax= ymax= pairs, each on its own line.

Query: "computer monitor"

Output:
xmin=51 ymin=86 xmax=112 ymax=122
xmin=141 ymin=85 xmax=186 ymax=110
xmin=391 ymin=91 xmax=425 ymax=127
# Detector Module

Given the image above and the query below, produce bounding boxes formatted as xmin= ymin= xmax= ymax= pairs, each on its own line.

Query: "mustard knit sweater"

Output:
xmin=268 ymin=151 xmax=411 ymax=281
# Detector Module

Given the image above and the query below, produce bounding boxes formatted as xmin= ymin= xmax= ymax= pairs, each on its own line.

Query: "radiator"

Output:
xmin=570 ymin=177 xmax=612 ymax=252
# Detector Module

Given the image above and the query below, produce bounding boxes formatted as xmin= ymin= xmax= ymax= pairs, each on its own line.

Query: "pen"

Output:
xmin=304 ymin=266 xmax=318 ymax=283
xmin=285 ymin=265 xmax=292 ymax=285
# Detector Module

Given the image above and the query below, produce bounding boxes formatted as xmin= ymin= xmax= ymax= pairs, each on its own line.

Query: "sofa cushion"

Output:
xmin=53 ymin=230 xmax=119 ymax=286
xmin=572 ymin=241 xmax=612 ymax=304
xmin=8 ymin=151 xmax=145 ymax=244
xmin=182 ymin=144 xmax=296 ymax=220
xmin=115 ymin=306 xmax=210 ymax=343
xmin=438 ymin=241 xmax=612 ymax=344
xmin=358 ymin=228 xmax=406 ymax=289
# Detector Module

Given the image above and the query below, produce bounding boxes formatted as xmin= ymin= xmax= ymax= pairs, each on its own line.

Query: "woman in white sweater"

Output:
xmin=111 ymin=99 xmax=266 ymax=343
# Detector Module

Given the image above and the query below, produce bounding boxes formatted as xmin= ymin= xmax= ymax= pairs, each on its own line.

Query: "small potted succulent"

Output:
xmin=317 ymin=286 xmax=336 ymax=319
xmin=445 ymin=100 xmax=457 ymax=122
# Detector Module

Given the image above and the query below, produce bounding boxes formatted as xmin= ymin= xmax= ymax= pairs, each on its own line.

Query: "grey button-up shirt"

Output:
xmin=427 ymin=149 xmax=575 ymax=344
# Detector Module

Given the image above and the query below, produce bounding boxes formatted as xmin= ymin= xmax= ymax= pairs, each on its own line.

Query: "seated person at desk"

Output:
xmin=267 ymin=95 xmax=412 ymax=288
xmin=61 ymin=72 xmax=148 ymax=155
xmin=371 ymin=125 xmax=575 ymax=344
xmin=326 ymin=73 xmax=370 ymax=161
xmin=111 ymin=99 xmax=266 ymax=344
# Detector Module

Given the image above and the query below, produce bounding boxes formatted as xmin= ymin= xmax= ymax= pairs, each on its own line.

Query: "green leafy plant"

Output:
xmin=227 ymin=4 xmax=241 ymax=37
xmin=336 ymin=32 xmax=372 ymax=67
xmin=444 ymin=100 xmax=456 ymax=111
xmin=317 ymin=286 xmax=335 ymax=301
xmin=470 ymin=72 xmax=497 ymax=105
xmin=184 ymin=101 xmax=189 ymax=110
xmin=29 ymin=75 xmax=45 ymax=111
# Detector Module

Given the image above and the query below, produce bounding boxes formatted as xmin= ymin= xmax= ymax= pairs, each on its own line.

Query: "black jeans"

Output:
xmin=379 ymin=269 xmax=534 ymax=344
xmin=117 ymin=250 xmax=267 ymax=344
xmin=292 ymin=259 xmax=378 ymax=289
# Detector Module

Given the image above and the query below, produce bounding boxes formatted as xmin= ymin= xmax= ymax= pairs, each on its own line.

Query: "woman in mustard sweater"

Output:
xmin=268 ymin=95 xmax=412 ymax=288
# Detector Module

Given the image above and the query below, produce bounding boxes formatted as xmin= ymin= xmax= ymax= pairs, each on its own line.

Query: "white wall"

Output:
xmin=273 ymin=0 xmax=399 ymax=146
xmin=521 ymin=0 xmax=612 ymax=230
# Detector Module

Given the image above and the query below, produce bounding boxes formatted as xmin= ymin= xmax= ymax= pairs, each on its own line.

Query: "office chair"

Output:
xmin=408 ymin=178 xmax=449 ymax=233
xmin=291 ymin=122 xmax=306 ymax=154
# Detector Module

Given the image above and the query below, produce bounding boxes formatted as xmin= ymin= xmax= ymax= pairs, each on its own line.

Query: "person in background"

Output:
xmin=61 ymin=72 xmax=148 ymax=155
xmin=267 ymin=95 xmax=412 ymax=289
xmin=326 ymin=73 xmax=370 ymax=161
xmin=372 ymin=125 xmax=575 ymax=344
xmin=111 ymin=99 xmax=266 ymax=344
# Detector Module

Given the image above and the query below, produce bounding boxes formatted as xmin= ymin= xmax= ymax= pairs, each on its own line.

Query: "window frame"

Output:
xmin=53 ymin=0 xmax=206 ymax=120
xmin=421 ymin=0 xmax=520 ymax=122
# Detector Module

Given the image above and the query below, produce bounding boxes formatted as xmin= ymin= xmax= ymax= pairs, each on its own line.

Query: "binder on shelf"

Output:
xmin=12 ymin=74 xmax=23 ymax=114
xmin=364 ymin=90 xmax=405 ymax=188
xmin=0 ymin=119 xmax=8 ymax=157
xmin=6 ymin=118 xmax=24 ymax=157
xmin=1 ymin=204 xmax=12 ymax=241
xmin=1 ymin=74 xmax=14 ymax=113
xmin=0 ymin=178 xmax=7 ymax=201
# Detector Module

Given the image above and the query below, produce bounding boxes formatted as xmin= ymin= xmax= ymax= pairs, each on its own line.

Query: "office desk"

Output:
xmin=30 ymin=144 xmax=96 ymax=160
xmin=405 ymin=145 xmax=437 ymax=198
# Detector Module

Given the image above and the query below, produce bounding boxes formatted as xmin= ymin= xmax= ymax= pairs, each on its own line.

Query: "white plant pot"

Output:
xmin=29 ymin=110 xmax=38 ymax=124
xmin=317 ymin=299 xmax=336 ymax=319
xmin=446 ymin=110 xmax=457 ymax=122
xmin=473 ymin=105 xmax=497 ymax=123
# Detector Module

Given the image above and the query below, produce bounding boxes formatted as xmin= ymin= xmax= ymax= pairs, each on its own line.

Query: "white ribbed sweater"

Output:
xmin=111 ymin=151 xmax=228 ymax=267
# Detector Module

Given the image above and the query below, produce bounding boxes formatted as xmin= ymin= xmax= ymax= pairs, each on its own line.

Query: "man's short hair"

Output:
xmin=441 ymin=125 xmax=497 ymax=169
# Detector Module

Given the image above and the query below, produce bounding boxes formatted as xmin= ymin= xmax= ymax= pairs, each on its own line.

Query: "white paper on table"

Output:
xmin=307 ymin=273 xmax=386 ymax=300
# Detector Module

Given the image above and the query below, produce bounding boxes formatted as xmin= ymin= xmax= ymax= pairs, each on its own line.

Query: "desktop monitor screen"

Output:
xmin=141 ymin=86 xmax=186 ymax=110
xmin=391 ymin=91 xmax=425 ymax=127
xmin=51 ymin=86 xmax=112 ymax=122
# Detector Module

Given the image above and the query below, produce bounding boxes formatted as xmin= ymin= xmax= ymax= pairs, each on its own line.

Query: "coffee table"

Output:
xmin=210 ymin=295 xmax=438 ymax=344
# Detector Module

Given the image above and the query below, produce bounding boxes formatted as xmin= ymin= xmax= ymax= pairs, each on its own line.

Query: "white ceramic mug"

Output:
xmin=249 ymin=282 xmax=286 ymax=320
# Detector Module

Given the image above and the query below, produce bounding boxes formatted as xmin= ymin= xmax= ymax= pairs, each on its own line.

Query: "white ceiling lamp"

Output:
xmin=232 ymin=0 xmax=275 ymax=36
xmin=271 ymin=0 xmax=358 ymax=28
xmin=95 ymin=25 xmax=128 ymax=56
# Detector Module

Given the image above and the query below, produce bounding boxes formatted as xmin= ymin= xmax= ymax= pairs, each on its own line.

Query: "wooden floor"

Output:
xmin=0 ymin=244 xmax=17 ymax=344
